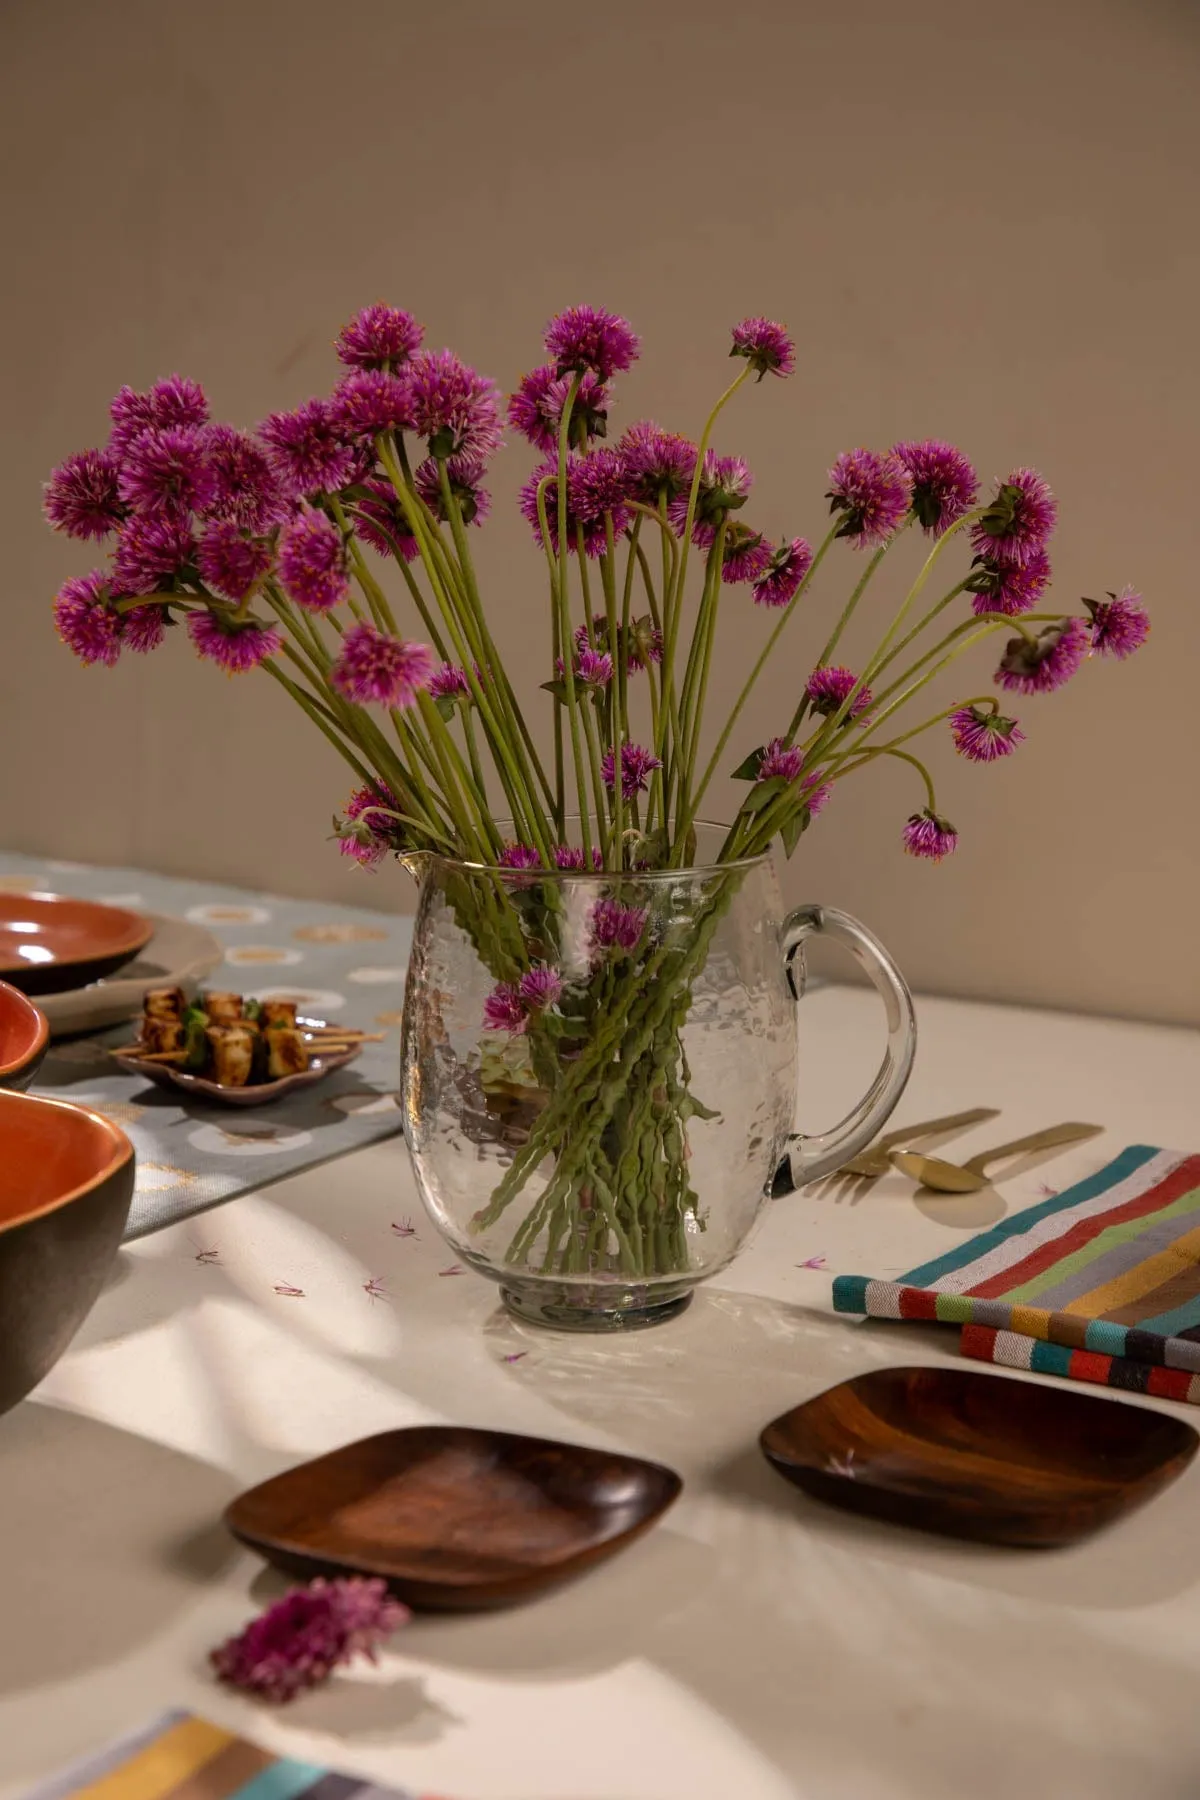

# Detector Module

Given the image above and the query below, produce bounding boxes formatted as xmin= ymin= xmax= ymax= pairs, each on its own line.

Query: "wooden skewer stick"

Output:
xmin=304 ymin=1030 xmax=386 ymax=1043
xmin=112 ymin=1047 xmax=187 ymax=1063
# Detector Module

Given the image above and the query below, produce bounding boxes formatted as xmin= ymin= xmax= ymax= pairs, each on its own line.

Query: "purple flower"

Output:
xmin=805 ymin=665 xmax=872 ymax=718
xmin=994 ymin=618 xmax=1088 ymax=696
xmin=108 ymin=375 xmax=209 ymax=456
xmin=891 ymin=439 xmax=978 ymax=534
xmin=950 ymin=705 xmax=1025 ymax=762
xmin=758 ymin=737 xmax=804 ymax=783
xmin=211 ymin=1575 xmax=407 ymax=1704
xmin=573 ymin=614 xmax=654 ymax=673
xmin=414 ymin=452 xmax=491 ymax=526
xmin=1087 ymin=587 xmax=1149 ymax=660
xmin=122 ymin=605 xmax=167 ymax=655
xmin=483 ymin=982 xmax=527 ymax=1033
xmin=260 ymin=399 xmax=358 ymax=500
xmin=730 ymin=316 xmax=796 ymax=380
xmin=499 ymin=842 xmax=543 ymax=869
xmin=331 ymin=622 xmax=435 ymax=707
xmin=53 ymin=571 xmax=121 ymax=667
xmin=196 ymin=519 xmax=273 ymax=602
xmin=429 ymin=662 xmax=471 ymax=701
xmin=278 ymin=504 xmax=349 ymax=611
xmin=802 ymin=774 xmax=833 ymax=818
xmin=519 ymin=457 xmax=605 ymax=557
xmin=202 ymin=426 xmax=285 ymax=532
xmin=43 ymin=448 xmax=124 ymax=540
xmin=404 ymin=349 xmax=503 ymax=458
xmin=575 ymin=647 xmax=614 ymax=686
xmin=111 ymin=513 xmax=196 ymax=596
xmin=602 ymin=742 xmax=661 ymax=800
xmin=339 ymin=783 xmax=401 ymax=868
xmin=669 ymin=452 xmax=752 ymax=541
xmin=969 ymin=546 xmax=1051 ymax=617
xmin=903 ymin=809 xmax=959 ymax=862
xmin=826 ymin=448 xmax=912 ymax=546
xmin=508 ymin=366 xmax=609 ymax=453
xmin=721 ymin=524 xmax=774 ymax=585
xmin=619 ymin=421 xmax=697 ymax=504
xmin=752 ymin=537 xmax=814 ymax=610
xmin=553 ymin=843 xmax=603 ymax=870
xmin=970 ymin=468 xmax=1057 ymax=566
xmin=188 ymin=609 xmax=282 ymax=673
xmin=335 ymin=304 xmax=424 ymax=370
xmin=544 ymin=306 xmax=640 ymax=381
xmin=331 ymin=369 xmax=416 ymax=439
xmin=117 ymin=426 xmax=216 ymax=518
xmin=353 ymin=478 xmax=420 ymax=561
xmin=569 ymin=447 xmax=633 ymax=541
xmin=590 ymin=898 xmax=647 ymax=953
xmin=518 ymin=966 xmax=562 ymax=1010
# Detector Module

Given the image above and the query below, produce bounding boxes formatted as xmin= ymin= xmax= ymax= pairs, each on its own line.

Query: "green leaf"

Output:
xmin=540 ymin=679 xmax=568 ymax=702
xmin=731 ymin=747 xmax=766 ymax=781
xmin=434 ymin=696 xmax=457 ymax=721
xmin=742 ymin=776 xmax=787 ymax=816
xmin=780 ymin=812 xmax=804 ymax=858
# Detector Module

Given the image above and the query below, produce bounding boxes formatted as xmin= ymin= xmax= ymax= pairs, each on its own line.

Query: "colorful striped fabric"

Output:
xmin=18 ymin=1712 xmax=446 ymax=1800
xmin=832 ymin=1145 xmax=1200 ymax=1404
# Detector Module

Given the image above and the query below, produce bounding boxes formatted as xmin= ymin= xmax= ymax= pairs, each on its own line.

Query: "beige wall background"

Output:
xmin=2 ymin=0 xmax=1198 ymax=1024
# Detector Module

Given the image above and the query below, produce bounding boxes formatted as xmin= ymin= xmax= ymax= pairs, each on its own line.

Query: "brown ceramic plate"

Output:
xmin=0 ymin=1089 xmax=135 ymax=1416
xmin=0 ymin=979 xmax=49 ymax=1090
xmin=111 ymin=1016 xmax=362 ymax=1106
xmin=760 ymin=1365 xmax=1198 ymax=1548
xmin=0 ymin=892 xmax=152 ymax=995
xmin=225 ymin=1426 xmax=683 ymax=1609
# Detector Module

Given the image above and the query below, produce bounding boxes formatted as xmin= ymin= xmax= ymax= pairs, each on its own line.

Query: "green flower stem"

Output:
xmin=668 ymin=364 xmax=753 ymax=652
xmin=869 ymin=580 xmax=970 ymax=684
xmin=576 ymin=685 xmax=613 ymax=862
xmin=680 ymin=522 xmax=728 ymax=801
xmin=330 ymin=498 xmax=400 ymax=634
xmin=600 ymin=521 xmax=624 ymax=855
xmin=461 ymin=706 xmax=489 ymax=807
xmin=537 ymin=474 xmax=592 ymax=862
xmin=823 ymin=694 xmax=999 ymax=782
xmin=412 ymin=696 xmax=497 ymax=860
xmin=261 ymin=661 xmax=379 ymax=793
xmin=675 ymin=530 xmax=727 ymax=825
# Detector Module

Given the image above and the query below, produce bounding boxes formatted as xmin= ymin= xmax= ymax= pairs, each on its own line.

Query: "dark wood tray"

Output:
xmin=760 ymin=1365 xmax=1198 ymax=1548
xmin=225 ymin=1426 xmax=682 ymax=1610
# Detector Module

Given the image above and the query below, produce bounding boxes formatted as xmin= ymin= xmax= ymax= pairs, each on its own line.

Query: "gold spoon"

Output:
xmin=836 ymin=1107 xmax=1002 ymax=1179
xmin=890 ymin=1122 xmax=1104 ymax=1193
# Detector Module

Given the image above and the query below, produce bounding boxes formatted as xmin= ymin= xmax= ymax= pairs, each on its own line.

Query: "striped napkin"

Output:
xmin=19 ymin=1710 xmax=446 ymax=1800
xmin=833 ymin=1145 xmax=1200 ymax=1403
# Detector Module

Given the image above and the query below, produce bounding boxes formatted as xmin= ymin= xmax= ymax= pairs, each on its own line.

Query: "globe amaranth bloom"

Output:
xmin=619 ymin=421 xmax=697 ymax=504
xmin=260 ymin=399 xmax=359 ymax=499
xmin=277 ymin=504 xmax=348 ymax=612
xmin=202 ymin=425 xmax=285 ymax=533
xmin=903 ymin=809 xmax=959 ymax=861
xmin=338 ymin=782 xmax=402 ymax=868
xmin=334 ymin=303 xmax=424 ymax=370
xmin=752 ymin=537 xmax=814 ymax=609
xmin=331 ymin=622 xmax=435 ymax=707
xmin=602 ymin=742 xmax=661 ymax=800
xmin=519 ymin=451 xmax=630 ymax=557
xmin=994 ymin=617 xmax=1088 ymax=696
xmin=498 ymin=842 xmax=543 ymax=869
xmin=826 ymin=448 xmax=912 ymax=546
xmin=544 ymin=305 xmax=640 ymax=381
xmin=757 ymin=737 xmax=804 ymax=783
xmin=950 ymin=705 xmax=1025 ymax=762
xmin=591 ymin=898 xmax=648 ymax=952
xmin=721 ymin=523 xmax=773 ymax=585
xmin=211 ymin=1576 xmax=407 ymax=1704
xmin=508 ymin=365 xmax=609 ymax=454
xmin=801 ymin=774 xmax=833 ymax=818
xmin=352 ymin=478 xmax=420 ymax=562
xmin=117 ymin=426 xmax=217 ymax=518
xmin=553 ymin=843 xmax=603 ymax=870
xmin=483 ymin=981 xmax=527 ymax=1033
xmin=576 ymin=614 xmax=662 ymax=673
xmin=188 ymin=609 xmax=282 ymax=673
xmin=669 ymin=452 xmax=752 ymax=542
xmin=111 ymin=513 xmax=196 ymax=596
xmin=967 ymin=546 xmax=1051 ymax=617
xmin=403 ymin=349 xmax=503 ymax=458
xmin=331 ymin=368 xmax=416 ymax=439
xmin=518 ymin=966 xmax=562 ymax=1010
xmin=891 ymin=439 xmax=978 ymax=534
xmin=53 ymin=571 xmax=122 ymax=666
xmin=970 ymin=468 xmax=1056 ymax=566
xmin=43 ymin=448 xmax=124 ymax=540
xmin=429 ymin=661 xmax=472 ymax=701
xmin=805 ymin=665 xmax=872 ymax=718
xmin=122 ymin=605 xmax=167 ymax=654
xmin=730 ymin=316 xmax=796 ymax=380
xmin=108 ymin=375 xmax=209 ymax=455
xmin=196 ymin=519 xmax=274 ymax=602
xmin=414 ymin=452 xmax=491 ymax=526
xmin=1086 ymin=587 xmax=1149 ymax=660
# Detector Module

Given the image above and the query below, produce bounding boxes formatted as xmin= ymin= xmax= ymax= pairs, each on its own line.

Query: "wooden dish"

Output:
xmin=225 ymin=1426 xmax=683 ymax=1609
xmin=760 ymin=1365 xmax=1198 ymax=1548
xmin=0 ymin=892 xmax=152 ymax=995
xmin=0 ymin=979 xmax=49 ymax=1090
xmin=112 ymin=1017 xmax=362 ymax=1106
xmin=35 ymin=914 xmax=223 ymax=1038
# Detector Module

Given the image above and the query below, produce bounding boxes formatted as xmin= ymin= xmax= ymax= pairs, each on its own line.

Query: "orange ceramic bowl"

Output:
xmin=0 ymin=892 xmax=152 ymax=996
xmin=0 ymin=980 xmax=49 ymax=1091
xmin=0 ymin=1090 xmax=134 ymax=1416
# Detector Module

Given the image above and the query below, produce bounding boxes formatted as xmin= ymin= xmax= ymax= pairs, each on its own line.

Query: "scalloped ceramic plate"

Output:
xmin=111 ymin=1016 xmax=362 ymax=1106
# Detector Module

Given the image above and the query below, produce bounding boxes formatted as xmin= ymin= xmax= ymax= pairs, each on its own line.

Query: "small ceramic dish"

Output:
xmin=0 ymin=979 xmax=49 ymax=1090
xmin=111 ymin=1016 xmax=363 ymax=1105
xmin=35 ymin=914 xmax=222 ymax=1038
xmin=0 ymin=1089 xmax=135 ymax=1416
xmin=225 ymin=1425 xmax=683 ymax=1609
xmin=0 ymin=892 xmax=153 ymax=995
xmin=760 ymin=1365 xmax=1198 ymax=1548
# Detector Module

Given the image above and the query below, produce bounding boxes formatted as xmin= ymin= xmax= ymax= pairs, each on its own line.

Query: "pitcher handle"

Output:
xmin=772 ymin=903 xmax=917 ymax=1195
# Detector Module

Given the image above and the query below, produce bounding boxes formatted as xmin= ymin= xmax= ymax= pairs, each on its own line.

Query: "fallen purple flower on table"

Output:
xmin=502 ymin=1351 xmax=528 ymax=1363
xmin=273 ymin=1283 xmax=305 ymax=1297
xmin=363 ymin=1276 xmax=388 ymax=1302
xmin=211 ymin=1576 xmax=408 ymax=1703
xmin=438 ymin=1264 xmax=464 ymax=1277
xmin=193 ymin=1247 xmax=220 ymax=1265
xmin=797 ymin=1255 xmax=827 ymax=1270
xmin=391 ymin=1218 xmax=418 ymax=1237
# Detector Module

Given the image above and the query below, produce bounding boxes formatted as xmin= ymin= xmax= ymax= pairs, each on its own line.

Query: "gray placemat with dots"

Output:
xmin=0 ymin=851 xmax=412 ymax=1238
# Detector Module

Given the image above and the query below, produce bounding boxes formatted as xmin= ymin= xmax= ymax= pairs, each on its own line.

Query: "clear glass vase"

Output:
xmin=400 ymin=826 xmax=916 ymax=1332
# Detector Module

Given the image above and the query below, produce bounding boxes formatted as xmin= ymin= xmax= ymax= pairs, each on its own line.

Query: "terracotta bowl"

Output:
xmin=0 ymin=1090 xmax=135 ymax=1417
xmin=0 ymin=980 xmax=49 ymax=1091
xmin=0 ymin=893 xmax=152 ymax=996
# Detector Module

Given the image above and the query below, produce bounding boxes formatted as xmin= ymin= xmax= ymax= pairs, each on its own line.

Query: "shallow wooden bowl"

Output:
xmin=760 ymin=1365 xmax=1198 ymax=1548
xmin=225 ymin=1426 xmax=683 ymax=1609
xmin=0 ymin=980 xmax=49 ymax=1090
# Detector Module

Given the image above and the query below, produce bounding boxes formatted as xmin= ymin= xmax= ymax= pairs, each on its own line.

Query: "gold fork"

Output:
xmin=834 ymin=1107 xmax=1002 ymax=1180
